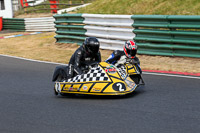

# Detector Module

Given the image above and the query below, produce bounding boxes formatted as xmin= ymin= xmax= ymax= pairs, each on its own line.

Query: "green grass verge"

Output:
xmin=77 ymin=0 xmax=200 ymax=15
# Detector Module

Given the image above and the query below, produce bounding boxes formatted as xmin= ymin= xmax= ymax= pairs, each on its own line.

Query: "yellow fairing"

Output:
xmin=126 ymin=64 xmax=138 ymax=75
xmin=55 ymin=62 xmax=138 ymax=95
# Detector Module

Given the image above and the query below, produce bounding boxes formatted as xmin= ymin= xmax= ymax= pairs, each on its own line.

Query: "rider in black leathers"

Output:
xmin=52 ymin=37 xmax=101 ymax=81
xmin=68 ymin=37 xmax=101 ymax=78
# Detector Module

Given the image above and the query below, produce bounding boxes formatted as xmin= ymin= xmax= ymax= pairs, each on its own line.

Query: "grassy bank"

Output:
xmin=77 ymin=0 xmax=200 ymax=15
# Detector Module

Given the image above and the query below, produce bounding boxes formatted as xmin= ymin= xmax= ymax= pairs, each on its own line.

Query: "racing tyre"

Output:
xmin=130 ymin=75 xmax=141 ymax=85
xmin=54 ymin=86 xmax=58 ymax=95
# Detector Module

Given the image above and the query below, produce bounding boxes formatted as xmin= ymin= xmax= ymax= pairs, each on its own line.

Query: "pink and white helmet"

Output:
xmin=123 ymin=40 xmax=138 ymax=58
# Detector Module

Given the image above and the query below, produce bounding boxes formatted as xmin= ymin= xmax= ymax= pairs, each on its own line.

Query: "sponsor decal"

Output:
xmin=73 ymin=88 xmax=79 ymax=91
xmin=105 ymin=65 xmax=117 ymax=74
xmin=63 ymin=87 xmax=69 ymax=90
xmin=83 ymin=86 xmax=88 ymax=90
xmin=69 ymin=87 xmax=73 ymax=91
xmin=125 ymin=79 xmax=136 ymax=89
xmin=64 ymin=87 xmax=79 ymax=91
xmin=85 ymin=57 xmax=91 ymax=61
xmin=69 ymin=64 xmax=72 ymax=75
xmin=118 ymin=65 xmax=127 ymax=79
xmin=92 ymin=88 xmax=101 ymax=92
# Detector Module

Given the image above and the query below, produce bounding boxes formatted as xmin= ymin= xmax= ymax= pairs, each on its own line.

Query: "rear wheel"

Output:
xmin=56 ymin=74 xmax=65 ymax=82
xmin=54 ymin=75 xmax=64 ymax=96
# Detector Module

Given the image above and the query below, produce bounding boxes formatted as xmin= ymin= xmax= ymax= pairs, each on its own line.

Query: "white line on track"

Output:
xmin=143 ymin=72 xmax=200 ymax=79
xmin=0 ymin=54 xmax=199 ymax=79
xmin=0 ymin=54 xmax=66 ymax=65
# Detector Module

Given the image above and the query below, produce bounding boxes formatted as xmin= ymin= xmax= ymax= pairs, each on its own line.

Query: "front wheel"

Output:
xmin=130 ymin=74 xmax=145 ymax=85
xmin=54 ymin=86 xmax=58 ymax=95
xmin=130 ymin=75 xmax=141 ymax=85
xmin=52 ymin=65 xmax=68 ymax=82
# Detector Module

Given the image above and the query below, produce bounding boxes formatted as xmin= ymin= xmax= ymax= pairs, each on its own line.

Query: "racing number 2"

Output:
xmin=112 ymin=82 xmax=126 ymax=92
xmin=116 ymin=83 xmax=124 ymax=91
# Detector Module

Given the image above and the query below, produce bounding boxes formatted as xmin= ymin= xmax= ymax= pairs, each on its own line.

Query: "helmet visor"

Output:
xmin=88 ymin=44 xmax=99 ymax=53
xmin=126 ymin=49 xmax=137 ymax=57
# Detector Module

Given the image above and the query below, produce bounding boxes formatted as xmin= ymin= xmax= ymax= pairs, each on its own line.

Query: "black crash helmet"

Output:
xmin=83 ymin=37 xmax=100 ymax=53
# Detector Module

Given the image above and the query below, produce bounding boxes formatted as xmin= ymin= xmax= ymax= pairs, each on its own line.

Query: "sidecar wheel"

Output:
xmin=54 ymin=86 xmax=58 ymax=95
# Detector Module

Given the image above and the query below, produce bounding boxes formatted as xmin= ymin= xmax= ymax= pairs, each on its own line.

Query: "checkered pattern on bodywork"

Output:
xmin=66 ymin=66 xmax=110 ymax=83
xmin=116 ymin=65 xmax=127 ymax=79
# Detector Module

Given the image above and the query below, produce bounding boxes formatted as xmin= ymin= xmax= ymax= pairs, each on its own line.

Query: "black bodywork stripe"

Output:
xmin=78 ymin=84 xmax=84 ymax=92
xmin=61 ymin=84 xmax=66 ymax=91
xmin=109 ymin=75 xmax=124 ymax=82
xmin=101 ymin=82 xmax=113 ymax=93
xmin=88 ymin=83 xmax=96 ymax=92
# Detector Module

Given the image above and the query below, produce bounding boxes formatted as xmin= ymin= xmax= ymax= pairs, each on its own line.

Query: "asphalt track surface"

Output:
xmin=0 ymin=55 xmax=200 ymax=133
